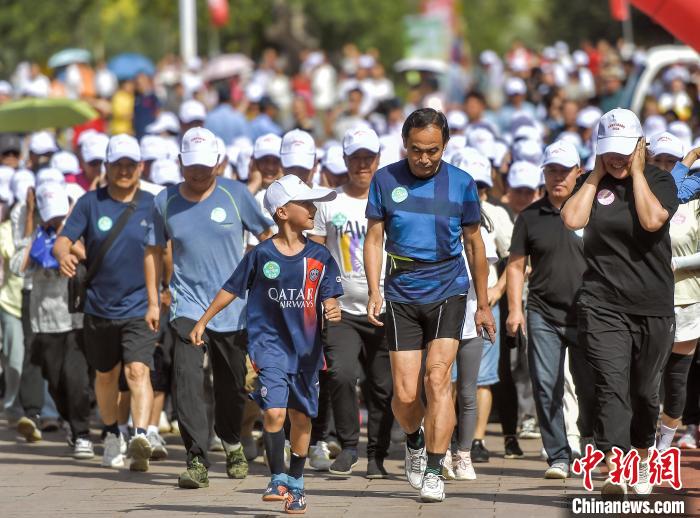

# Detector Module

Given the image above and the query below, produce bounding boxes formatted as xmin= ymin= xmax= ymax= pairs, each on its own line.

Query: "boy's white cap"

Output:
xmin=447 ymin=110 xmax=468 ymax=131
xmin=81 ymin=133 xmax=109 ymax=162
xmin=507 ymin=161 xmax=542 ymax=190
xmin=36 ymin=167 xmax=66 ymax=187
xmin=76 ymin=129 xmax=98 ymax=148
xmin=253 ymin=133 xmax=282 ymax=159
xmin=542 ymin=140 xmax=580 ymax=168
xmin=322 ymin=145 xmax=348 ymax=175
xmin=49 ymin=151 xmax=80 ymax=174
xmin=576 ymin=106 xmax=602 ymax=129
xmin=668 ymin=120 xmax=692 ymax=148
xmin=649 ymin=132 xmax=684 ymax=159
xmin=453 ymin=147 xmax=493 ymax=187
xmin=140 ymin=135 xmax=169 ymax=161
xmin=36 ymin=181 xmax=69 ymax=222
xmin=236 ymin=146 xmax=253 ymax=180
xmin=146 ymin=111 xmax=180 ymax=135
xmin=556 ymin=131 xmax=583 ymax=148
xmin=180 ymin=127 xmax=219 ymax=167
xmin=343 ymin=126 xmax=380 ymax=156
xmin=29 ymin=131 xmax=58 ymax=155
xmin=10 ymin=169 xmax=35 ymax=203
xmin=107 ymin=134 xmax=141 ymax=163
xmin=513 ymin=124 xmax=542 ymax=143
xmin=596 ymin=108 xmax=643 ymax=156
xmin=504 ymin=77 xmax=527 ymax=96
xmin=280 ymin=129 xmax=316 ymax=170
xmin=0 ymin=166 xmax=14 ymax=205
xmin=150 ymin=159 xmax=182 ymax=185
xmin=263 ymin=175 xmax=337 ymax=216
xmin=512 ymin=139 xmax=543 ymax=165
xmin=466 ymin=127 xmax=496 ymax=160
xmin=643 ymin=114 xmax=667 ymax=138
xmin=178 ymin=99 xmax=207 ymax=124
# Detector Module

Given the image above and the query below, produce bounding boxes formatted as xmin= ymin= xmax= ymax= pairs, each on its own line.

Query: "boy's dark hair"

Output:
xmin=464 ymin=90 xmax=486 ymax=104
xmin=401 ymin=108 xmax=449 ymax=145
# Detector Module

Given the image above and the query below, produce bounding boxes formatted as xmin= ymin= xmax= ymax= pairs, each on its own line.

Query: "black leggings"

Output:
xmin=663 ymin=351 xmax=696 ymax=420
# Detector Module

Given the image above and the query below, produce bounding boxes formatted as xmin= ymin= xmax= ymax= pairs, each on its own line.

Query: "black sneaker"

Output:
xmin=504 ymin=436 xmax=524 ymax=459
xmin=366 ymin=457 xmax=388 ymax=479
xmin=471 ymin=439 xmax=490 ymax=463
xmin=329 ymin=449 xmax=359 ymax=476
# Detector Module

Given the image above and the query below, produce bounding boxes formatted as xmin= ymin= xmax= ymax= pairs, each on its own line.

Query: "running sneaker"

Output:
xmin=601 ymin=476 xmax=627 ymax=496
xmin=128 ymin=434 xmax=153 ymax=472
xmin=544 ymin=462 xmax=569 ymax=479
xmin=102 ymin=433 xmax=125 ymax=468
xmin=170 ymin=419 xmax=180 ymax=436
xmin=40 ymin=418 xmax=61 ymax=433
xmin=73 ymin=436 xmax=95 ymax=460
xmin=504 ymin=436 xmax=524 ymax=459
xmin=442 ymin=449 xmax=456 ymax=480
xmin=147 ymin=431 xmax=168 ymax=460
xmin=17 ymin=415 xmax=42 ymax=443
xmin=225 ymin=444 xmax=249 ymax=479
xmin=677 ymin=425 xmax=698 ymax=449
xmin=329 ymin=449 xmax=359 ymax=476
xmin=630 ymin=459 xmax=652 ymax=495
xmin=453 ymin=450 xmax=476 ymax=480
xmin=178 ymin=456 xmax=209 ymax=489
xmin=405 ymin=433 xmax=427 ymax=489
xmin=327 ymin=437 xmax=342 ymax=459
xmin=308 ymin=441 xmax=332 ymax=471
xmin=208 ymin=435 xmax=224 ymax=452
xmin=284 ymin=487 xmax=307 ymax=514
xmin=471 ymin=439 xmax=490 ymax=463
xmin=158 ymin=411 xmax=171 ymax=434
xmin=262 ymin=479 xmax=288 ymax=502
xmin=518 ymin=417 xmax=541 ymax=439
xmin=420 ymin=472 xmax=445 ymax=502
xmin=366 ymin=457 xmax=388 ymax=479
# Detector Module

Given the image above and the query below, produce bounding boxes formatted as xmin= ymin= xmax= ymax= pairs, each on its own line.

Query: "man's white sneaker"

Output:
xmin=518 ymin=417 xmax=541 ymax=439
xmin=128 ymin=434 xmax=153 ymax=472
xmin=442 ymin=449 xmax=455 ymax=480
xmin=601 ymin=477 xmax=627 ymax=496
xmin=73 ymin=437 xmax=95 ymax=460
xmin=453 ymin=450 xmax=476 ymax=480
xmin=147 ymin=431 xmax=168 ymax=460
xmin=102 ymin=433 xmax=125 ymax=468
xmin=208 ymin=435 xmax=224 ymax=452
xmin=309 ymin=441 xmax=332 ymax=471
xmin=544 ymin=462 xmax=569 ymax=479
xmin=405 ymin=441 xmax=427 ymax=489
xmin=420 ymin=472 xmax=445 ymax=502
xmin=158 ymin=411 xmax=171 ymax=434
xmin=630 ymin=459 xmax=653 ymax=495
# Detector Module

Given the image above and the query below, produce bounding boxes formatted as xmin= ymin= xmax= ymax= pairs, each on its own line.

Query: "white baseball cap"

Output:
xmin=643 ymin=115 xmax=667 ymax=139
xmin=150 ymin=159 xmax=182 ymax=186
xmin=36 ymin=181 xmax=69 ymax=222
xmin=596 ymin=108 xmax=643 ymax=156
xmin=668 ymin=121 xmax=692 ymax=148
xmin=36 ymin=167 xmax=66 ymax=187
xmin=576 ymin=106 xmax=602 ymax=129
xmin=180 ymin=127 xmax=219 ymax=167
xmin=146 ymin=111 xmax=180 ymax=135
xmin=178 ymin=99 xmax=207 ymax=124
xmin=513 ymin=124 xmax=542 ymax=144
xmin=236 ymin=146 xmax=253 ymax=179
xmin=443 ymin=135 xmax=468 ymax=165
xmin=512 ymin=139 xmax=543 ymax=165
xmin=504 ymin=77 xmax=527 ymax=96
xmin=447 ymin=110 xmax=468 ymax=132
xmin=10 ymin=169 xmax=35 ymax=203
xmin=556 ymin=131 xmax=583 ymax=148
xmin=542 ymin=140 xmax=580 ymax=168
xmin=81 ymin=133 xmax=109 ymax=162
xmin=280 ymin=129 xmax=316 ymax=170
xmin=264 ymin=174 xmax=337 ymax=217
xmin=253 ymin=133 xmax=282 ymax=159
xmin=107 ymin=134 xmax=141 ymax=163
xmin=649 ymin=132 xmax=684 ymax=159
xmin=343 ymin=127 xmax=380 ymax=156
xmin=453 ymin=147 xmax=492 ymax=187
xmin=322 ymin=145 xmax=348 ymax=175
xmin=508 ymin=161 xmax=542 ymax=190
xmin=140 ymin=135 xmax=169 ymax=161
xmin=76 ymin=129 xmax=98 ymax=148
xmin=491 ymin=141 xmax=509 ymax=169
xmin=467 ymin=127 xmax=496 ymax=160
xmin=49 ymin=151 xmax=80 ymax=175
xmin=29 ymin=131 xmax=58 ymax=155
xmin=0 ymin=166 xmax=14 ymax=205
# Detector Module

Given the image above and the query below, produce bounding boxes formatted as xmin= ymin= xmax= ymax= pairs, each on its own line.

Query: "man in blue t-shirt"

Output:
xmin=144 ymin=127 xmax=272 ymax=488
xmin=364 ymin=108 xmax=496 ymax=503
xmin=55 ymin=134 xmax=156 ymax=472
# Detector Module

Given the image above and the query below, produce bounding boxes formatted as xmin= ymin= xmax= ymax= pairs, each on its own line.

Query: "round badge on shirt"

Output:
xmin=391 ymin=186 xmax=408 ymax=203
xmin=98 ymin=216 xmax=113 ymax=232
xmin=210 ymin=207 xmax=227 ymax=223
xmin=309 ymin=268 xmax=320 ymax=282
xmin=596 ymin=189 xmax=615 ymax=206
xmin=332 ymin=213 xmax=347 ymax=227
xmin=263 ymin=261 xmax=280 ymax=279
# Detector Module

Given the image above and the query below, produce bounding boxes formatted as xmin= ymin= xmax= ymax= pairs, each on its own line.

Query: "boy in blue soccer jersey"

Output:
xmin=190 ymin=175 xmax=343 ymax=515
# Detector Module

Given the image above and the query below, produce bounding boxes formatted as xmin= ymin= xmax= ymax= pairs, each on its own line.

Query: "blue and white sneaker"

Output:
xmin=262 ymin=480 xmax=288 ymax=502
xmin=284 ymin=488 xmax=307 ymax=514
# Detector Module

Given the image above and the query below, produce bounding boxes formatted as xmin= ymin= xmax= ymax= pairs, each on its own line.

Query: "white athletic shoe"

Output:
xmin=147 ymin=431 xmax=168 ymax=460
xmin=420 ymin=472 xmax=445 ymax=502
xmin=544 ymin=462 xmax=569 ymax=479
xmin=453 ymin=450 xmax=476 ymax=480
xmin=442 ymin=449 xmax=455 ymax=480
xmin=630 ymin=459 xmax=653 ymax=495
xmin=208 ymin=435 xmax=224 ymax=452
xmin=405 ymin=433 xmax=427 ymax=490
xmin=102 ymin=433 xmax=125 ymax=468
xmin=128 ymin=434 xmax=153 ymax=472
xmin=519 ymin=417 xmax=541 ymax=439
xmin=158 ymin=411 xmax=171 ymax=434
xmin=601 ymin=476 xmax=627 ymax=496
xmin=73 ymin=437 xmax=95 ymax=460
xmin=309 ymin=441 xmax=332 ymax=471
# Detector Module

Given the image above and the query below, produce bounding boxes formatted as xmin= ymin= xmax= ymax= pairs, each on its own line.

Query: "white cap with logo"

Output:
xmin=263 ymin=174 xmax=337 ymax=217
xmin=253 ymin=133 xmax=282 ymax=159
xmin=36 ymin=167 xmax=66 ymax=187
xmin=343 ymin=127 xmax=380 ymax=156
xmin=151 ymin=159 xmax=182 ymax=186
xmin=36 ymin=181 xmax=69 ymax=222
xmin=146 ymin=111 xmax=180 ymax=135
xmin=447 ymin=110 xmax=468 ymax=131
xmin=649 ymin=131 xmax=684 ymax=159
xmin=542 ymin=140 xmax=581 ymax=168
xmin=179 ymin=99 xmax=207 ymax=124
xmin=10 ymin=169 xmax=35 ymax=203
xmin=50 ymin=151 xmax=80 ymax=175
xmin=140 ymin=135 xmax=169 ymax=161
xmin=596 ymin=108 xmax=643 ymax=156
xmin=107 ymin=134 xmax=141 ymax=163
xmin=29 ymin=131 xmax=58 ymax=155
xmin=453 ymin=147 xmax=493 ymax=187
xmin=504 ymin=77 xmax=527 ymax=96
xmin=322 ymin=145 xmax=348 ymax=175
xmin=180 ymin=127 xmax=219 ymax=167
xmin=508 ymin=161 xmax=542 ymax=190
xmin=280 ymin=129 xmax=316 ymax=170
xmin=81 ymin=133 xmax=110 ymax=162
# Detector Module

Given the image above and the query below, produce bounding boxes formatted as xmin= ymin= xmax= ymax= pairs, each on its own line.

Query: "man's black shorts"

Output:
xmin=386 ymin=294 xmax=467 ymax=351
xmin=83 ymin=314 xmax=156 ymax=373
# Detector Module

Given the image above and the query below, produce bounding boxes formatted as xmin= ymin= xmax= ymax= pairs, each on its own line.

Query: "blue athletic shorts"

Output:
xmin=249 ymin=367 xmax=320 ymax=418
xmin=477 ymin=304 xmax=500 ymax=386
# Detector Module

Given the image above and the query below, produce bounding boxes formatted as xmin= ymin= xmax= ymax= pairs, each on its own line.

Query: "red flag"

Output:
xmin=631 ymin=0 xmax=700 ymax=52
xmin=208 ymin=0 xmax=229 ymax=27
xmin=609 ymin=0 xmax=630 ymax=21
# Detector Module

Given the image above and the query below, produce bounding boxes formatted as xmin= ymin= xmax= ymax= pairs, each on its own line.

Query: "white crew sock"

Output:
xmin=656 ymin=424 xmax=677 ymax=451
xmin=147 ymin=425 xmax=159 ymax=436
